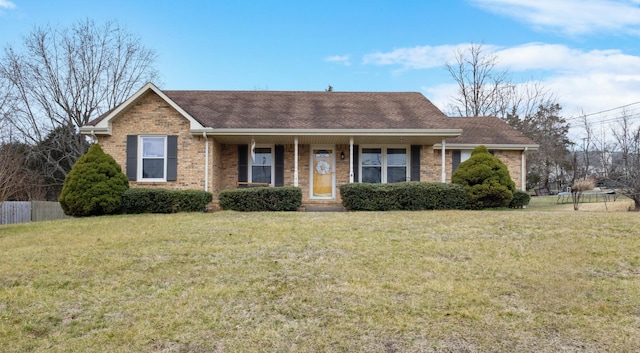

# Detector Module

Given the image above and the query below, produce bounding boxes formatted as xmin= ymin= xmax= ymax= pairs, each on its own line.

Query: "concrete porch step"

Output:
xmin=299 ymin=202 xmax=345 ymax=212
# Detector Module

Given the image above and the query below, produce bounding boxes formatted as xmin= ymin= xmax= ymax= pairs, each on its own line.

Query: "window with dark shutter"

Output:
xmin=274 ymin=145 xmax=285 ymax=186
xmin=352 ymin=145 xmax=359 ymax=182
xmin=166 ymin=135 xmax=178 ymax=181
xmin=238 ymin=145 xmax=248 ymax=184
xmin=452 ymin=150 xmax=461 ymax=174
xmin=126 ymin=135 xmax=138 ymax=181
xmin=411 ymin=145 xmax=420 ymax=181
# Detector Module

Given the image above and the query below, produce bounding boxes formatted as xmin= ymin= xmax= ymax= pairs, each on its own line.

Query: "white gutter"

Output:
xmin=190 ymin=128 xmax=463 ymax=137
xmin=433 ymin=143 xmax=539 ymax=151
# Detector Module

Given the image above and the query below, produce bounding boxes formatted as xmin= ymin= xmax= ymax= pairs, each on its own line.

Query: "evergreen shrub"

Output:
xmin=59 ymin=144 xmax=129 ymax=217
xmin=509 ymin=190 xmax=531 ymax=208
xmin=122 ymin=188 xmax=212 ymax=214
xmin=339 ymin=182 xmax=468 ymax=211
xmin=219 ymin=187 xmax=302 ymax=211
xmin=451 ymin=145 xmax=516 ymax=209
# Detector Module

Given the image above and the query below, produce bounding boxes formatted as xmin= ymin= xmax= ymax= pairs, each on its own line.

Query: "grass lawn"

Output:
xmin=1 ymin=204 xmax=639 ymax=352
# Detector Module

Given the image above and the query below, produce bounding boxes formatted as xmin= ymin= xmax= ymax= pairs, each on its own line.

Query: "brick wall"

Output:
xmin=420 ymin=148 xmax=526 ymax=189
xmin=97 ymin=91 xmax=211 ymax=193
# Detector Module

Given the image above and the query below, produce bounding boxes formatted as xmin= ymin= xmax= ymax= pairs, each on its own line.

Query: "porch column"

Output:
xmin=521 ymin=147 xmax=527 ymax=190
xmin=349 ymin=137 xmax=354 ymax=183
xmin=203 ymin=132 xmax=209 ymax=192
xmin=441 ymin=138 xmax=446 ymax=183
xmin=294 ymin=136 xmax=299 ymax=187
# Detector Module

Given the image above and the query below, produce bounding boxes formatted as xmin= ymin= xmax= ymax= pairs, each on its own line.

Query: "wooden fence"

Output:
xmin=0 ymin=201 xmax=70 ymax=225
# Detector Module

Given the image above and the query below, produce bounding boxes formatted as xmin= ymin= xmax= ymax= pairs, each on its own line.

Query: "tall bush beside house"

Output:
xmin=59 ymin=144 xmax=129 ymax=217
xmin=452 ymin=145 xmax=515 ymax=209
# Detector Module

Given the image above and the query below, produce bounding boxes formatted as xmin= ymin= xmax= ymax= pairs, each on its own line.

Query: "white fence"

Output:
xmin=0 ymin=201 xmax=70 ymax=225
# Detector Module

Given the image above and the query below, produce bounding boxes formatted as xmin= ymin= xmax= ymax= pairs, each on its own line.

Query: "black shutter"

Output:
xmin=452 ymin=150 xmax=461 ymax=174
xmin=352 ymin=145 xmax=359 ymax=182
xmin=238 ymin=145 xmax=248 ymax=185
xmin=411 ymin=145 xmax=421 ymax=181
xmin=166 ymin=135 xmax=178 ymax=181
xmin=274 ymin=145 xmax=285 ymax=186
xmin=126 ymin=135 xmax=137 ymax=181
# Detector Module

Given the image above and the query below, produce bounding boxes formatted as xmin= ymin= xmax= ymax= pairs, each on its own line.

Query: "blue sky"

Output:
xmin=2 ymin=0 xmax=640 ymax=127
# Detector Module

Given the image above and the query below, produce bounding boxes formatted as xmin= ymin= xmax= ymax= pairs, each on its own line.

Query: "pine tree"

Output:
xmin=59 ymin=144 xmax=129 ymax=216
xmin=452 ymin=145 xmax=515 ymax=209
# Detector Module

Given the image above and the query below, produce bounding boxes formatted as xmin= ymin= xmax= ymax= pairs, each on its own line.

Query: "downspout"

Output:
xmin=294 ymin=136 xmax=299 ymax=187
xmin=203 ymin=132 xmax=209 ymax=192
xmin=441 ymin=138 xmax=446 ymax=183
xmin=349 ymin=137 xmax=354 ymax=183
xmin=521 ymin=147 xmax=528 ymax=190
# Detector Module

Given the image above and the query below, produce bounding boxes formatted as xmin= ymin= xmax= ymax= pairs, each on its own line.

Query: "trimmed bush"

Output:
xmin=219 ymin=187 xmax=302 ymax=211
xmin=339 ymin=182 xmax=468 ymax=211
xmin=122 ymin=188 xmax=212 ymax=214
xmin=452 ymin=145 xmax=515 ymax=209
xmin=509 ymin=190 xmax=531 ymax=208
xmin=59 ymin=144 xmax=129 ymax=217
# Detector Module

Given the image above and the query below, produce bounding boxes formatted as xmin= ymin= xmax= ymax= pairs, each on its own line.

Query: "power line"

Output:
xmin=568 ymin=101 xmax=640 ymax=121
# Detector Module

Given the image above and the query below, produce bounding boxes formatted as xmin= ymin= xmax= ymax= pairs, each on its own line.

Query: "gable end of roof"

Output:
xmin=80 ymin=82 xmax=205 ymax=135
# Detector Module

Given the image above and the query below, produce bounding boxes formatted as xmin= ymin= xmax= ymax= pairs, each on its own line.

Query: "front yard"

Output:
xmin=1 ymin=208 xmax=639 ymax=352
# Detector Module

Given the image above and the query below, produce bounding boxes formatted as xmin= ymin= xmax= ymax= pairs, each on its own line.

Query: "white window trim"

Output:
xmin=461 ymin=150 xmax=472 ymax=163
xmin=359 ymin=145 xmax=410 ymax=183
xmin=138 ymin=135 xmax=167 ymax=182
xmin=249 ymin=144 xmax=275 ymax=186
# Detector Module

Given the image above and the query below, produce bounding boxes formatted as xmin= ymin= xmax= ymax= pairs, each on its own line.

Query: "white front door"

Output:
xmin=310 ymin=147 xmax=335 ymax=199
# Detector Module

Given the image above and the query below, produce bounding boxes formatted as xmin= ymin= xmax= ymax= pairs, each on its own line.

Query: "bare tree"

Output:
xmin=445 ymin=43 xmax=557 ymax=119
xmin=445 ymin=43 xmax=511 ymax=117
xmin=0 ymin=19 xmax=159 ymax=194
xmin=609 ymin=112 xmax=640 ymax=211
xmin=0 ymin=143 xmax=44 ymax=202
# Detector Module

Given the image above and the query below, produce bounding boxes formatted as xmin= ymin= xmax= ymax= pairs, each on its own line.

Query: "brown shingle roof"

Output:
xmin=445 ymin=117 xmax=537 ymax=146
xmin=162 ymin=90 xmax=452 ymax=130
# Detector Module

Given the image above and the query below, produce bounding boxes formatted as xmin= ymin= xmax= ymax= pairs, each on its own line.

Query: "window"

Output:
xmin=387 ymin=148 xmax=407 ymax=183
xmin=360 ymin=146 xmax=408 ymax=183
xmin=250 ymin=146 xmax=274 ymax=184
xmin=361 ymin=148 xmax=382 ymax=183
xmin=126 ymin=135 xmax=177 ymax=182
xmin=452 ymin=150 xmax=472 ymax=172
xmin=140 ymin=136 xmax=167 ymax=180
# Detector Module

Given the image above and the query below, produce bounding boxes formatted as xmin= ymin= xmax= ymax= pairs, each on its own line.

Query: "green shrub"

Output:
xmin=339 ymin=182 xmax=468 ymax=211
xmin=509 ymin=190 xmax=531 ymax=209
xmin=59 ymin=144 xmax=129 ymax=217
xmin=452 ymin=145 xmax=515 ymax=209
xmin=122 ymin=188 xmax=212 ymax=214
xmin=219 ymin=187 xmax=302 ymax=211
xmin=173 ymin=189 xmax=213 ymax=212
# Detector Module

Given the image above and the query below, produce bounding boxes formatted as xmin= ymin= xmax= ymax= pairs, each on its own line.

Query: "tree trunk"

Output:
xmin=632 ymin=196 xmax=640 ymax=212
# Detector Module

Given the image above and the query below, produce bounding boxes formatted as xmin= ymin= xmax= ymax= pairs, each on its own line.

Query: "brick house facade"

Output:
xmin=82 ymin=83 xmax=538 ymax=207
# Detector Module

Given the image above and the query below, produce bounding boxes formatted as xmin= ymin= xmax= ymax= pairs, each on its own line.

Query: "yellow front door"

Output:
xmin=312 ymin=148 xmax=333 ymax=198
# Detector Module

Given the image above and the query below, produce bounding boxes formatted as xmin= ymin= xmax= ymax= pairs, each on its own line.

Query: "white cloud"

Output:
xmin=325 ymin=55 xmax=351 ymax=65
xmin=491 ymin=43 xmax=640 ymax=115
xmin=369 ymin=42 xmax=640 ymax=119
xmin=469 ymin=0 xmax=640 ymax=36
xmin=494 ymin=43 xmax=640 ymax=75
xmin=362 ymin=44 xmax=489 ymax=70
xmin=0 ymin=0 xmax=16 ymax=9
